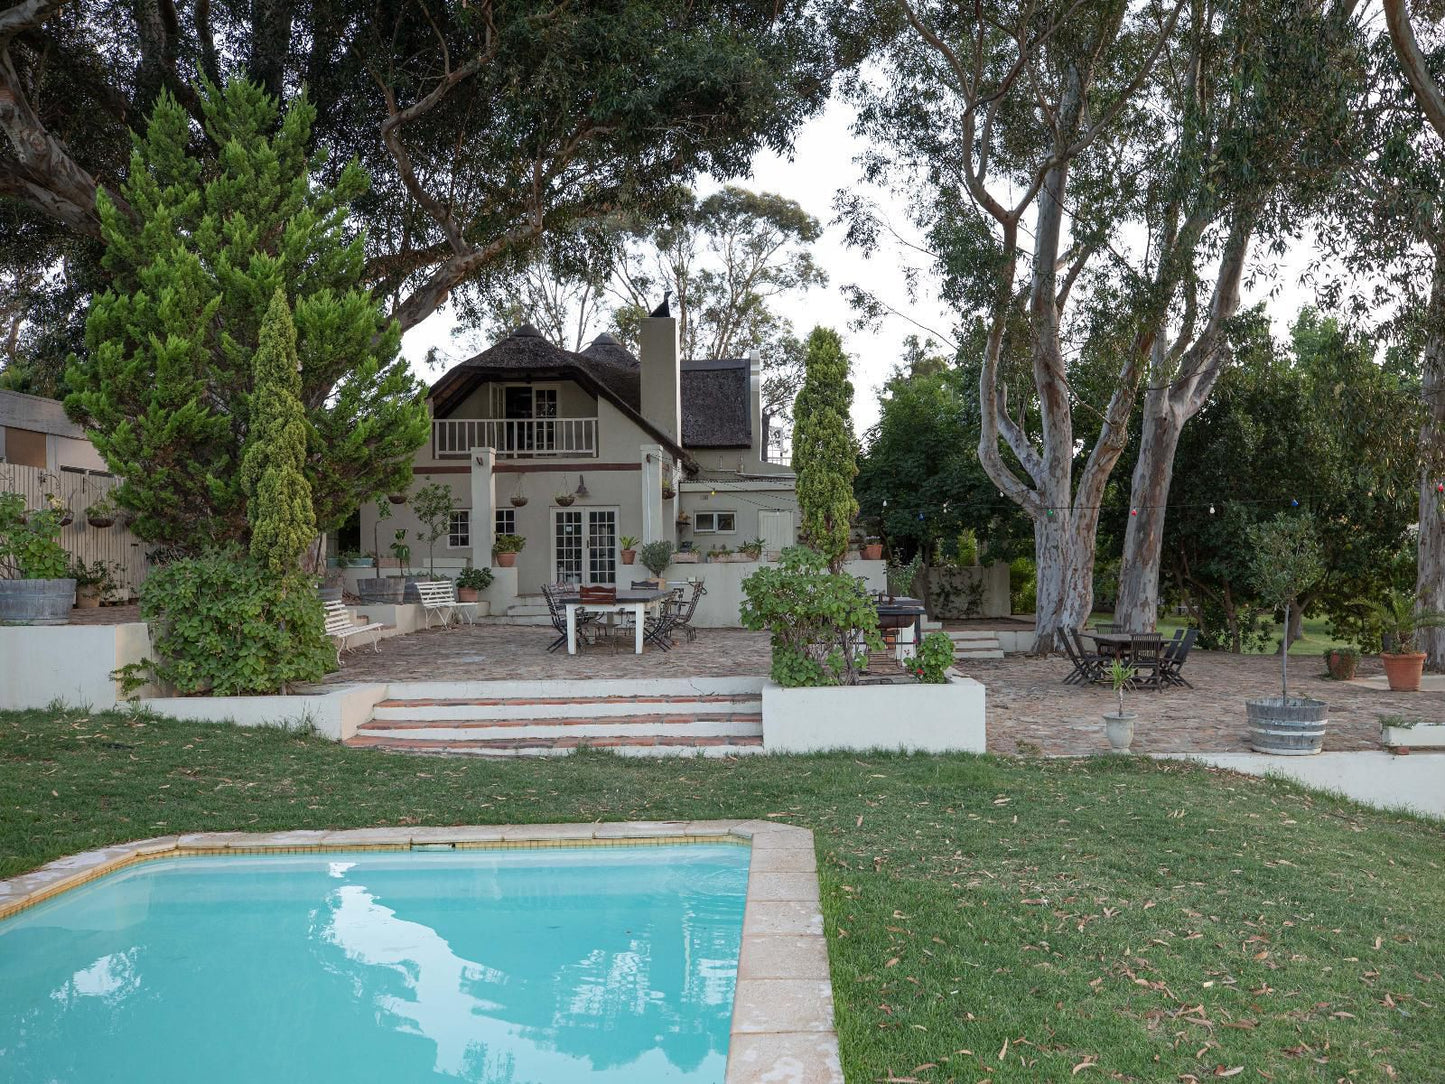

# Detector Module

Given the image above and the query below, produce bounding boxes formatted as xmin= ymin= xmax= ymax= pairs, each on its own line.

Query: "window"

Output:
xmin=693 ymin=511 xmax=737 ymax=534
xmin=495 ymin=508 xmax=516 ymax=535
xmin=448 ymin=510 xmax=470 ymax=548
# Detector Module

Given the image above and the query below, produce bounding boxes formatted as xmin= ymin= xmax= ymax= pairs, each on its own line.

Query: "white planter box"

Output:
xmin=138 ymin=683 xmax=389 ymax=742
xmin=762 ymin=675 xmax=986 ymax=754
xmin=1383 ymin=723 xmax=1445 ymax=749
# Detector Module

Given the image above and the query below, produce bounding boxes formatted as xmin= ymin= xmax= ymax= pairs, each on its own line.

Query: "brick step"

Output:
xmin=375 ymin=693 xmax=759 ymax=709
xmin=372 ymin=695 xmax=761 ymax=724
xmin=344 ymin=733 xmax=766 ymax=757
xmin=359 ymin=712 xmax=763 ymax=732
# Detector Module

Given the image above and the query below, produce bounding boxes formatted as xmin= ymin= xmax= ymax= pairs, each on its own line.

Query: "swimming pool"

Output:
xmin=0 ymin=844 xmax=750 ymax=1083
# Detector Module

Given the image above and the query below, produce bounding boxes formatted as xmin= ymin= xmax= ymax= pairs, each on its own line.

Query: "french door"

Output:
xmin=553 ymin=507 xmax=618 ymax=585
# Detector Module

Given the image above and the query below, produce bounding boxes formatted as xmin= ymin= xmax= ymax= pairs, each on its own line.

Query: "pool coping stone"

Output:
xmin=0 ymin=819 xmax=840 ymax=1084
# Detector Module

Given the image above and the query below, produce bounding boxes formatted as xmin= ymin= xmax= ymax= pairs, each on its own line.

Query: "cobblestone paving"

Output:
xmin=964 ymin=651 xmax=1444 ymax=755
xmin=323 ymin=623 xmax=775 ymax=683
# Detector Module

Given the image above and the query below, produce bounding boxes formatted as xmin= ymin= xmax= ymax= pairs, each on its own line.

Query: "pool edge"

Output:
xmin=0 ymin=820 xmax=842 ymax=1084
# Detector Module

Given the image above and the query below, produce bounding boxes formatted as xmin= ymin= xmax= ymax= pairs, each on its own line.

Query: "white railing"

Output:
xmin=433 ymin=418 xmax=598 ymax=459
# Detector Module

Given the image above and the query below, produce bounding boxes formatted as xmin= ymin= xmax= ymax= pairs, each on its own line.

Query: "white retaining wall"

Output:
xmin=137 ymin=684 xmax=390 ymax=742
xmin=762 ymin=675 xmax=986 ymax=754
xmin=0 ymin=622 xmax=154 ymax=710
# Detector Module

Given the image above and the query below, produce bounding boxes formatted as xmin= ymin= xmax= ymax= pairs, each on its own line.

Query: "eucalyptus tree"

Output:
xmin=851 ymin=0 xmax=1184 ymax=650
xmin=0 ymin=0 xmax=838 ymax=344
xmin=1111 ymin=0 xmax=1365 ymax=632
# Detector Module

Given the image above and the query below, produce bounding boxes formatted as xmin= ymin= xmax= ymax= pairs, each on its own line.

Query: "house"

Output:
xmin=360 ymin=313 xmax=799 ymax=592
xmin=0 ymin=389 xmax=108 ymax=473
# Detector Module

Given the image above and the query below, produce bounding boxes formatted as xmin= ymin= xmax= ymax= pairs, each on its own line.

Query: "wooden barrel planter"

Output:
xmin=1247 ymin=697 xmax=1327 ymax=756
xmin=0 ymin=578 xmax=77 ymax=625
xmin=356 ymin=577 xmax=405 ymax=604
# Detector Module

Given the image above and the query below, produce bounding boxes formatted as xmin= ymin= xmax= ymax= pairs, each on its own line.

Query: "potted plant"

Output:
xmin=0 ymin=494 xmax=76 ymax=624
xmin=1323 ymin=646 xmax=1359 ymax=681
xmin=345 ymin=550 xmax=374 ymax=568
xmin=510 ymin=478 xmax=528 ymax=507
xmin=739 ymin=538 xmax=766 ymax=561
xmin=555 ymin=490 xmax=576 ymax=507
xmin=1245 ymin=514 xmax=1327 ymax=755
xmin=1104 ymin=658 xmax=1135 ymax=754
xmin=85 ymin=492 xmax=119 ymax=528
xmin=493 ymin=533 xmax=526 ymax=568
xmin=673 ymin=540 xmax=700 ymax=564
xmin=456 ymin=565 xmax=494 ymax=603
xmin=861 ymin=537 xmax=884 ymax=561
xmin=1368 ymin=589 xmax=1445 ymax=692
xmin=388 ymin=492 xmax=408 ymax=505
xmin=662 ymin=480 xmax=676 ymax=500
xmin=639 ymin=540 xmax=674 ymax=584
xmin=69 ymin=557 xmax=119 ymax=609
xmin=619 ymin=535 xmax=640 ymax=565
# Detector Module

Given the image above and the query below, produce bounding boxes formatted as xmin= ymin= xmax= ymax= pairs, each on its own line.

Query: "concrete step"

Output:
xmin=371 ymin=692 xmax=761 ymax=722
xmin=953 ymin=648 xmax=1004 ymax=660
xmin=345 ymin=732 xmax=765 ymax=757
xmin=357 ymin=712 xmax=762 ymax=741
xmin=947 ymin=630 xmax=1002 ymax=642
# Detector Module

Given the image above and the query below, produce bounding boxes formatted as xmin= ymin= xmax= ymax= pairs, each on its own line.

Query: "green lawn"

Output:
xmin=3 ymin=707 xmax=1442 ymax=1081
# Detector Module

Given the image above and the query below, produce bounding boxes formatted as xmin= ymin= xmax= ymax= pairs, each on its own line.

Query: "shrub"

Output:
xmin=887 ymin=553 xmax=922 ymax=597
xmin=740 ymin=546 xmax=882 ymax=686
xmin=0 ymin=493 xmax=69 ymax=579
xmin=639 ymin=540 xmax=674 ymax=576
xmin=913 ymin=631 xmax=954 ymax=683
xmin=129 ymin=551 xmax=335 ymax=694
xmin=492 ymin=533 xmax=526 ymax=556
xmin=793 ymin=327 xmax=858 ymax=571
xmin=456 ymin=566 xmax=494 ymax=591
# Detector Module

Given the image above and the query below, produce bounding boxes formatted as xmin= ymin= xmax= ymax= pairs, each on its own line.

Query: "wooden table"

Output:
xmin=562 ymin=588 xmax=673 ymax=655
xmin=1089 ymin=632 xmax=1136 ymax=658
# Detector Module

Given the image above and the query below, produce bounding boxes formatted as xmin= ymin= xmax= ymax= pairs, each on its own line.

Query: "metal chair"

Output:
xmin=643 ymin=587 xmax=685 ymax=651
xmin=669 ymin=580 xmax=706 ymax=642
xmin=541 ymin=583 xmax=600 ymax=653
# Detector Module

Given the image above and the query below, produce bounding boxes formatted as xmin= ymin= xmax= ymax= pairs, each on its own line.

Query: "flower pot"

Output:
xmin=58 ymin=511 xmax=74 ymax=527
xmin=672 ymin=552 xmax=699 ymax=564
xmin=1323 ymin=650 xmax=1358 ymax=681
xmin=555 ymin=495 xmax=575 ymax=507
xmin=87 ymin=515 xmax=115 ymax=528
xmin=0 ymin=578 xmax=76 ymax=625
xmin=510 ymin=496 xmax=529 ymax=507
xmin=356 ymin=577 xmax=405 ymax=604
xmin=662 ymin=487 xmax=676 ymax=500
xmin=75 ymin=583 xmax=103 ymax=609
xmin=861 ymin=543 xmax=883 ymax=560
xmin=620 ymin=549 xmax=637 ymax=565
xmin=1247 ymin=697 xmax=1327 ymax=755
xmin=458 ymin=586 xmax=478 ymax=603
xmin=388 ymin=493 xmax=407 ymax=504
xmin=496 ymin=552 xmax=518 ymax=568
xmin=1381 ymin=652 xmax=1427 ymax=692
xmin=1103 ymin=711 xmax=1135 ymax=754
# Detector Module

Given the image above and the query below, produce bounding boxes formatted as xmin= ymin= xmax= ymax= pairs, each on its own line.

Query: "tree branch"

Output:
xmin=1384 ymin=0 xmax=1445 ymax=145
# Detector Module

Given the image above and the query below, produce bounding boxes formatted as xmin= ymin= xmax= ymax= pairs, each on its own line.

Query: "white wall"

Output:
xmin=0 ymin=623 xmax=154 ymax=710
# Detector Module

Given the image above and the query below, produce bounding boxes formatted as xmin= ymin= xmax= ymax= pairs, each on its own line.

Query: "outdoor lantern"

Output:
xmin=575 ymin=475 xmax=589 ymax=499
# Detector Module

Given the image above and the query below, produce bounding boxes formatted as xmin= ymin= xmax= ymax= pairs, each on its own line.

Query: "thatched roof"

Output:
xmin=680 ymin=358 xmax=752 ymax=448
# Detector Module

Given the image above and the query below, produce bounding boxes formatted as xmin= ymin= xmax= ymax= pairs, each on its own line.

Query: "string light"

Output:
xmin=1129 ymin=508 xmax=1137 ymax=517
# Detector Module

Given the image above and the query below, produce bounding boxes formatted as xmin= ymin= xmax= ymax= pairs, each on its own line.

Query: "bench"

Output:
xmin=323 ymin=599 xmax=385 ymax=657
xmin=415 ymin=580 xmax=478 ymax=630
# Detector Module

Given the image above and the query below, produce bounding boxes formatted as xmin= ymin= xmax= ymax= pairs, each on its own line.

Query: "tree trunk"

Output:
xmin=1419 ymin=247 xmax=1445 ymax=671
xmin=1114 ymin=387 xmax=1186 ymax=631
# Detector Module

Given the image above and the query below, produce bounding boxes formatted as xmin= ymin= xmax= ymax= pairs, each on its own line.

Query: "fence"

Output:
xmin=0 ymin=463 xmax=150 ymax=599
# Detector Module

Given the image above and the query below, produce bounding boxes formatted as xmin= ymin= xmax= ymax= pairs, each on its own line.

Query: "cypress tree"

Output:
xmin=242 ymin=290 xmax=315 ymax=573
xmin=65 ymin=80 xmax=428 ymax=551
xmin=793 ymin=327 xmax=859 ymax=572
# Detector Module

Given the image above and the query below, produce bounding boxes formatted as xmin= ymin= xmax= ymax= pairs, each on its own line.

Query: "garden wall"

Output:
xmin=918 ymin=562 xmax=1011 ymax=619
xmin=762 ymin=675 xmax=986 ymax=753
xmin=0 ymin=622 xmax=154 ymax=710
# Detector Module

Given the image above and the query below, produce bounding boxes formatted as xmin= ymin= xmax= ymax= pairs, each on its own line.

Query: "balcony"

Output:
xmin=433 ymin=418 xmax=598 ymax=459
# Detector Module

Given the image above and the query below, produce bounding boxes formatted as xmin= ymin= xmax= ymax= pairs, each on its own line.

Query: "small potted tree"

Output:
xmin=1245 ymin=514 xmax=1327 ymax=755
xmin=619 ymin=535 xmax=640 ymax=565
xmin=1103 ymin=658 xmax=1135 ymax=753
xmin=456 ymin=566 xmax=493 ymax=605
xmin=411 ymin=482 xmax=457 ymax=579
xmin=1369 ymin=589 xmax=1445 ymax=692
xmin=639 ymin=540 xmax=674 ymax=585
xmin=0 ymin=494 xmax=76 ymax=624
xmin=493 ymin=533 xmax=526 ymax=568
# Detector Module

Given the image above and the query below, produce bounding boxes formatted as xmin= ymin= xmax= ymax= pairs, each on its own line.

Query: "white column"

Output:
xmin=470 ymin=447 xmax=496 ymax=568
xmin=640 ymin=443 xmax=665 ymax=544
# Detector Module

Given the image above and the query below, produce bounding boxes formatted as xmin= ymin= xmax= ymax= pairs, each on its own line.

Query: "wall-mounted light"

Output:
xmin=575 ymin=475 xmax=589 ymax=498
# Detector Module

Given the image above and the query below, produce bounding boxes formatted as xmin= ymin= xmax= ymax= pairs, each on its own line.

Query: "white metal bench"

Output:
xmin=415 ymin=580 xmax=478 ymax=629
xmin=323 ymin=599 xmax=385 ymax=656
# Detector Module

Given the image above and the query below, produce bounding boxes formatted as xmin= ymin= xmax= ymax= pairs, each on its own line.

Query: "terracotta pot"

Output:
xmin=861 ymin=543 xmax=883 ymax=560
xmin=620 ymin=549 xmax=637 ymax=565
xmin=495 ymin=552 xmax=518 ymax=568
xmin=75 ymin=583 xmax=102 ymax=609
xmin=1381 ymin=651 xmax=1427 ymax=692
xmin=458 ymin=586 xmax=478 ymax=602
xmin=1323 ymin=650 xmax=1359 ymax=681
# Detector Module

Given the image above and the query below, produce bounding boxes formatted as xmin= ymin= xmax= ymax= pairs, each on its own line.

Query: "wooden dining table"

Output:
xmin=1089 ymin=632 xmax=1136 ymax=659
xmin=560 ymin=588 xmax=673 ymax=655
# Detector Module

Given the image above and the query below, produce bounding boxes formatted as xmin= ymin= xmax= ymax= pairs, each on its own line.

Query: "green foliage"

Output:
xmin=411 ymin=483 xmax=458 ymax=577
xmin=1009 ymin=557 xmax=1037 ymax=615
xmin=64 ymin=80 xmax=428 ymax=551
xmin=68 ymin=558 xmax=122 ymax=596
xmin=913 ymin=631 xmax=954 ymax=684
xmin=639 ymin=540 xmax=675 ymax=576
xmin=739 ymin=538 xmax=766 ymax=559
xmin=793 ymin=327 xmax=858 ymax=571
xmin=389 ymin=530 xmax=412 ymax=574
xmin=0 ymin=494 xmax=69 ymax=580
xmin=1107 ymin=658 xmax=1134 ymax=718
xmin=739 ymin=546 xmax=882 ymax=686
xmin=456 ymin=567 xmax=494 ymax=591
xmin=240 ymin=290 xmax=315 ymax=573
xmin=619 ymin=535 xmax=640 ymax=550
xmin=887 ymin=553 xmax=923 ymax=598
xmin=1364 ymin=590 xmax=1445 ymax=656
xmin=132 ymin=552 xmax=335 ymax=695
xmin=491 ymin=533 xmax=526 ymax=557
xmin=1248 ymin=514 xmax=1325 ymax=612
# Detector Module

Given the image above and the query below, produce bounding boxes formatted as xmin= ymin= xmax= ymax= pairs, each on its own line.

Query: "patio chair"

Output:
xmin=1091 ymin=622 xmax=1116 ymax=634
xmin=1159 ymin=628 xmax=1197 ymax=688
xmin=643 ymin=587 xmax=685 ymax=651
xmin=1063 ymin=628 xmax=1104 ymax=686
xmin=1128 ymin=633 xmax=1165 ymax=690
xmin=668 ymin=580 xmax=706 ymax=642
xmin=540 ymin=583 xmax=601 ymax=653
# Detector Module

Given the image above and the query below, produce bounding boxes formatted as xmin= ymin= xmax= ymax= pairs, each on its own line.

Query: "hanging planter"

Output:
xmin=58 ymin=509 xmax=74 ymax=527
xmin=554 ymin=492 xmax=576 ymax=507
xmin=510 ymin=495 xmax=529 ymax=507
xmin=87 ymin=514 xmax=115 ymax=529
xmin=661 ymin=483 xmax=676 ymax=500
xmin=388 ymin=493 xmax=407 ymax=505
xmin=510 ymin=477 xmax=528 ymax=507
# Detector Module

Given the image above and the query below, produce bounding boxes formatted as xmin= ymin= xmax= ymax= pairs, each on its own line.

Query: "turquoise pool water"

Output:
xmin=0 ymin=844 xmax=749 ymax=1083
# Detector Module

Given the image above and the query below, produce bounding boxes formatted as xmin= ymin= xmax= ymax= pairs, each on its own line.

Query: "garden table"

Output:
xmin=1089 ymin=632 xmax=1136 ymax=659
xmin=561 ymin=588 xmax=672 ymax=655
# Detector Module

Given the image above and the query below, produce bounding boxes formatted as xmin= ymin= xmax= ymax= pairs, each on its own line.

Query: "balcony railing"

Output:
xmin=433 ymin=418 xmax=598 ymax=459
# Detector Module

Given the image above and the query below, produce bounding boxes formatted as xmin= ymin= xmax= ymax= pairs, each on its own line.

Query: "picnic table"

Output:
xmin=559 ymin=587 xmax=673 ymax=655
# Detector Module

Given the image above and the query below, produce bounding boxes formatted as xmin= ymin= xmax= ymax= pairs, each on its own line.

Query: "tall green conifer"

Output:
xmin=793 ymin=327 xmax=858 ymax=572
xmin=66 ymin=80 xmax=428 ymax=551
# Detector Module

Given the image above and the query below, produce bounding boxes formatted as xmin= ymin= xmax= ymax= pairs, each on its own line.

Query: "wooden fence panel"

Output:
xmin=0 ymin=463 xmax=150 ymax=599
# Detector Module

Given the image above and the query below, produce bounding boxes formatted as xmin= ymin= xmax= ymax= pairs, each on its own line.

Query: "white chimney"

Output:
xmin=639 ymin=316 xmax=681 ymax=446
xmin=748 ymin=350 xmax=763 ymax=463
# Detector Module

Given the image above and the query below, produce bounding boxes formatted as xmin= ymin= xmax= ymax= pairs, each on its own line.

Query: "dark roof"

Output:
xmin=680 ymin=358 xmax=752 ymax=448
xmin=579 ymin=333 xmax=641 ymax=408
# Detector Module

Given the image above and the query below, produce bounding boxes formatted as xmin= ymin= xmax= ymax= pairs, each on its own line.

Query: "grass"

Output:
xmin=1094 ymin=612 xmax=1354 ymax=657
xmin=4 ymin=707 xmax=1443 ymax=1081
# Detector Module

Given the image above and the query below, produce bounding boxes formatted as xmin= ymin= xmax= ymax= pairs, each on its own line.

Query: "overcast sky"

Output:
xmin=400 ymin=97 xmax=1321 ymax=435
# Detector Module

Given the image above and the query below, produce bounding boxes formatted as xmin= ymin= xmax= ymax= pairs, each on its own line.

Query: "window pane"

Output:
xmin=717 ymin=512 xmax=736 ymax=532
xmin=695 ymin=512 xmax=714 ymax=532
xmin=448 ymin=510 xmax=470 ymax=548
xmin=495 ymin=509 xmax=516 ymax=535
